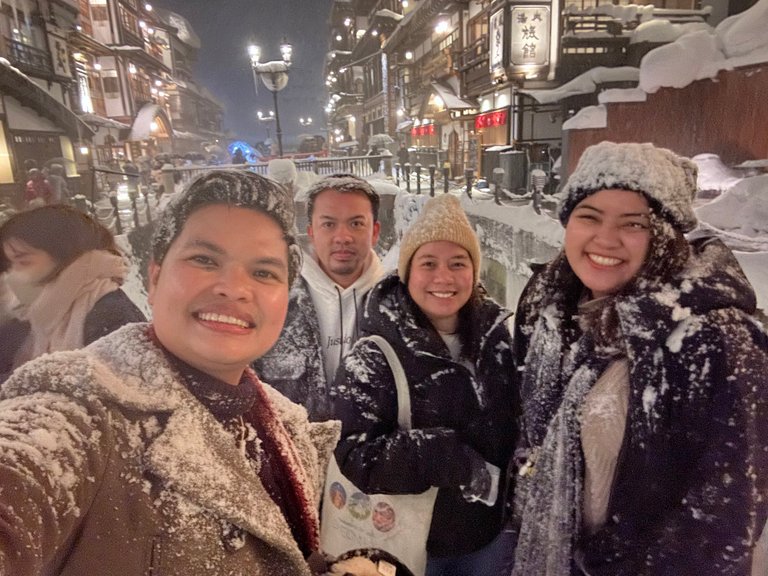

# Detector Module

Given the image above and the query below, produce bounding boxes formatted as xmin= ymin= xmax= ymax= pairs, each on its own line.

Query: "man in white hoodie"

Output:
xmin=254 ymin=174 xmax=384 ymax=421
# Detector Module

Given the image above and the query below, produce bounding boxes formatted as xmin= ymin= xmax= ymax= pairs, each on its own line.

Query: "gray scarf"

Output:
xmin=512 ymin=297 xmax=621 ymax=576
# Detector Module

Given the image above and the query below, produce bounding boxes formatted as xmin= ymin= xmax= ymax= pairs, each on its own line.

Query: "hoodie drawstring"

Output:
xmin=335 ymin=286 xmax=345 ymax=370
xmin=352 ymin=288 xmax=360 ymax=342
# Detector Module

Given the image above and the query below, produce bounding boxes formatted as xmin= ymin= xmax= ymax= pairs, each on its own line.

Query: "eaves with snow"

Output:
xmin=375 ymin=9 xmax=404 ymax=21
xmin=524 ymin=0 xmax=768 ymax=129
xmin=520 ymin=0 xmax=768 ymax=106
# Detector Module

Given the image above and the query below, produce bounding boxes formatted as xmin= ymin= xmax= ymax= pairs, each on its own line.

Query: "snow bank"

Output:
xmin=695 ymin=174 xmax=768 ymax=237
xmin=692 ymin=153 xmax=744 ymax=193
xmin=734 ymin=252 xmax=768 ymax=311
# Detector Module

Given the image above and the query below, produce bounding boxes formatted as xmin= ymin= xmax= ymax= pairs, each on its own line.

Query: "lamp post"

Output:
xmin=248 ymin=38 xmax=292 ymax=158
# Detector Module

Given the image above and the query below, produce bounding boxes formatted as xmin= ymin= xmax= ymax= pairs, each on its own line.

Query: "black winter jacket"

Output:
xmin=512 ymin=237 xmax=768 ymax=575
xmin=253 ymin=278 xmax=328 ymax=419
xmin=333 ymin=273 xmax=518 ymax=557
xmin=0 ymin=289 xmax=145 ymax=382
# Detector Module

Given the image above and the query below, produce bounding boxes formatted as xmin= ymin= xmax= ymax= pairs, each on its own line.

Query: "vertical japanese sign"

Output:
xmin=47 ymin=25 xmax=73 ymax=79
xmin=510 ymin=6 xmax=551 ymax=67
xmin=489 ymin=9 xmax=504 ymax=74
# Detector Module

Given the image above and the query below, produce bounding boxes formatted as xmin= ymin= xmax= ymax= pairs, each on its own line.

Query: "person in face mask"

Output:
xmin=0 ymin=205 xmax=145 ymax=381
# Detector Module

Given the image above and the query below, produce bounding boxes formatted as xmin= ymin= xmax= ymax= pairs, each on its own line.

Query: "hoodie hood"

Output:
xmin=301 ymin=248 xmax=385 ymax=384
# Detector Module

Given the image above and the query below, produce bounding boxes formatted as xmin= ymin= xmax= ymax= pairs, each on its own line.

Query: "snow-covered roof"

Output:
xmin=129 ymin=103 xmax=166 ymax=141
xmin=597 ymin=87 xmax=647 ymax=104
xmin=562 ymin=104 xmax=607 ymax=130
xmin=173 ymin=130 xmax=206 ymax=141
xmin=431 ymin=80 xmax=476 ymax=110
xmin=79 ymin=113 xmax=130 ymax=130
xmin=154 ymin=8 xmax=201 ymax=49
xmin=630 ymin=20 xmax=711 ymax=44
xmin=521 ymin=66 xmax=639 ymax=104
xmin=639 ymin=0 xmax=768 ymax=93
xmin=564 ymin=2 xmax=655 ymax=23
xmin=375 ymin=9 xmax=403 ymax=21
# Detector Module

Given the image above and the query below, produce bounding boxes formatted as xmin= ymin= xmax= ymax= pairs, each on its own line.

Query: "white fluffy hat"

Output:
xmin=558 ymin=141 xmax=699 ymax=232
xmin=398 ymin=194 xmax=481 ymax=284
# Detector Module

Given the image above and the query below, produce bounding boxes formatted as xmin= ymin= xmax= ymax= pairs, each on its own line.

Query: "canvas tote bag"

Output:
xmin=320 ymin=335 xmax=439 ymax=576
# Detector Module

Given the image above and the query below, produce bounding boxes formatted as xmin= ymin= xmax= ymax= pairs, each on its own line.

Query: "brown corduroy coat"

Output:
xmin=0 ymin=323 xmax=340 ymax=576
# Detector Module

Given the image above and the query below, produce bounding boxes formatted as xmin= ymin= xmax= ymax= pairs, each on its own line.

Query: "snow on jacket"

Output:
xmin=0 ymin=288 xmax=145 ymax=382
xmin=254 ymin=249 xmax=384 ymax=421
xmin=0 ymin=323 xmax=340 ymax=576
xmin=512 ymin=237 xmax=768 ymax=575
xmin=333 ymin=272 xmax=518 ymax=558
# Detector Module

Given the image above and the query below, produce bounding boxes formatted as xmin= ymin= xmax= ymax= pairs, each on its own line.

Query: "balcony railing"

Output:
xmin=5 ymin=38 xmax=53 ymax=77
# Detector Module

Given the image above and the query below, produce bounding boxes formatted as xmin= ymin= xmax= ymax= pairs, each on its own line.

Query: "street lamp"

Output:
xmin=248 ymin=37 xmax=292 ymax=157
xmin=299 ymin=117 xmax=313 ymax=127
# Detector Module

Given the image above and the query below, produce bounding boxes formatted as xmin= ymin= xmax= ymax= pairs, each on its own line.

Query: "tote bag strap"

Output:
xmin=363 ymin=335 xmax=413 ymax=431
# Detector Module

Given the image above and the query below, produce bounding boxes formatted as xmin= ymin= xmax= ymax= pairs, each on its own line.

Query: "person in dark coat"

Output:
xmin=0 ymin=205 xmax=145 ymax=381
xmin=397 ymin=144 xmax=410 ymax=167
xmin=509 ymin=141 xmax=768 ymax=576
xmin=367 ymin=145 xmax=380 ymax=173
xmin=46 ymin=163 xmax=70 ymax=204
xmin=232 ymin=147 xmax=247 ymax=164
xmin=333 ymin=194 xmax=518 ymax=576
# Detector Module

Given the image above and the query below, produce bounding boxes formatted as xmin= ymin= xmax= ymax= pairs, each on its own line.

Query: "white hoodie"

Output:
xmin=301 ymin=249 xmax=385 ymax=385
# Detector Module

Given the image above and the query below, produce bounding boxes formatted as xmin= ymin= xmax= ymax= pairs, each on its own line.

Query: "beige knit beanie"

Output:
xmin=398 ymin=194 xmax=482 ymax=284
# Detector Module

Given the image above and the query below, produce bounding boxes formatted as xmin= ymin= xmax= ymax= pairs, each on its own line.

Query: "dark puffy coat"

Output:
xmin=333 ymin=273 xmax=518 ymax=557
xmin=513 ymin=237 xmax=768 ymax=575
xmin=0 ymin=288 xmax=145 ymax=381
xmin=253 ymin=278 xmax=327 ymax=419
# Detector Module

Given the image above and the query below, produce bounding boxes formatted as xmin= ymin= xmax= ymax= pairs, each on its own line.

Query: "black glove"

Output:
xmin=461 ymin=458 xmax=500 ymax=506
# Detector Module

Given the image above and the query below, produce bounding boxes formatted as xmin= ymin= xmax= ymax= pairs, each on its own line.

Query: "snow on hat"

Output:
xmin=152 ymin=169 xmax=302 ymax=284
xmin=305 ymin=173 xmax=380 ymax=221
xmin=558 ymin=141 xmax=699 ymax=232
xmin=398 ymin=194 xmax=482 ymax=284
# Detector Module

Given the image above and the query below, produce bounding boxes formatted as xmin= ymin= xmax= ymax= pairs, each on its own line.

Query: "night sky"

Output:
xmin=153 ymin=0 xmax=333 ymax=146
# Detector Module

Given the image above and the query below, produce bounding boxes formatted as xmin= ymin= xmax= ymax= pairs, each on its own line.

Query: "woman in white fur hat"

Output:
xmin=509 ymin=141 xmax=768 ymax=575
xmin=332 ymin=194 xmax=519 ymax=575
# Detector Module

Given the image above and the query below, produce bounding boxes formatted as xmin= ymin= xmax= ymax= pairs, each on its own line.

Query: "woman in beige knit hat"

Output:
xmin=332 ymin=194 xmax=519 ymax=576
xmin=509 ymin=141 xmax=768 ymax=575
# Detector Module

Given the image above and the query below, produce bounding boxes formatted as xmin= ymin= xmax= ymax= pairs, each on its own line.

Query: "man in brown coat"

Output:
xmin=0 ymin=171 xmax=339 ymax=575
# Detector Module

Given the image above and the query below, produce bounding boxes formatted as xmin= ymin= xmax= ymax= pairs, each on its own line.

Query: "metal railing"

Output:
xmin=160 ymin=154 xmax=393 ymax=189
xmin=5 ymin=38 xmax=53 ymax=76
xmin=81 ymin=155 xmax=396 ymax=235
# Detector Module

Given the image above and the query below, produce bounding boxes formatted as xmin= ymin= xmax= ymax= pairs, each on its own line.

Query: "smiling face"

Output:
xmin=564 ymin=188 xmax=652 ymax=299
xmin=148 ymin=205 xmax=290 ymax=385
xmin=407 ymin=241 xmax=474 ymax=334
xmin=307 ymin=188 xmax=380 ymax=288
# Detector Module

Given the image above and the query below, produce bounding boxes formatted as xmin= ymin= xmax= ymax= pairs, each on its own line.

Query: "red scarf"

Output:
xmin=243 ymin=368 xmax=320 ymax=555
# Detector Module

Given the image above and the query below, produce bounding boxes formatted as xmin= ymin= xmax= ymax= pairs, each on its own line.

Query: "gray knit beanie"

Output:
xmin=398 ymin=194 xmax=482 ymax=284
xmin=152 ymin=169 xmax=302 ymax=285
xmin=558 ymin=141 xmax=699 ymax=232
